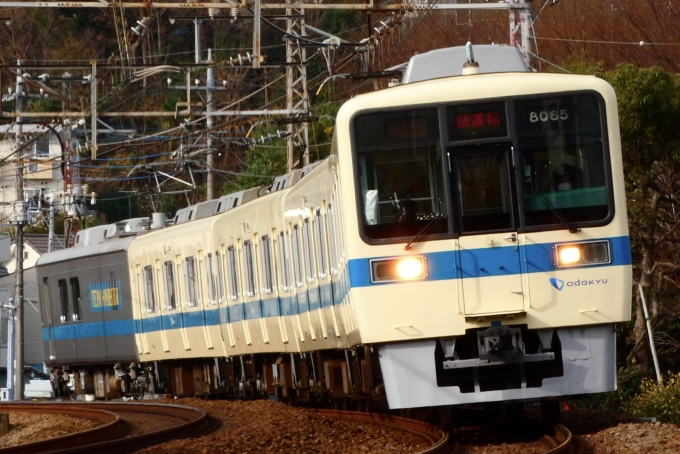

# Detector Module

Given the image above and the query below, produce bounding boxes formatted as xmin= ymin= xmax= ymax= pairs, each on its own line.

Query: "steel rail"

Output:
xmin=544 ymin=422 xmax=574 ymax=453
xmin=0 ymin=403 xmax=124 ymax=453
xmin=316 ymin=409 xmax=451 ymax=454
xmin=0 ymin=402 xmax=211 ymax=454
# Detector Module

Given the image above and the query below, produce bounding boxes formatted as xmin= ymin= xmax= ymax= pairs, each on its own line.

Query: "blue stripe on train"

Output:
xmin=44 ymin=236 xmax=630 ymax=340
xmin=348 ymin=235 xmax=632 ymax=288
xmin=43 ymin=319 xmax=135 ymax=341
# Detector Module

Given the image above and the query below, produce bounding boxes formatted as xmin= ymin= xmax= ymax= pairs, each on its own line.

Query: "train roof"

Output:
xmin=338 ymin=72 xmax=612 ymax=117
xmin=36 ymin=235 xmax=136 ymax=267
xmin=402 ymin=45 xmax=529 ymax=84
xmin=172 ymin=160 xmax=325 ymax=226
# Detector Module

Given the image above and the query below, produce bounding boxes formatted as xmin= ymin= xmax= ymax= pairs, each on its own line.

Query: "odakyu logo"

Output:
xmin=549 ymin=277 xmax=608 ymax=291
xmin=549 ymin=278 xmax=564 ymax=291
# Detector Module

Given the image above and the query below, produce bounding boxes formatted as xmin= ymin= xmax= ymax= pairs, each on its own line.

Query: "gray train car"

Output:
xmin=36 ymin=235 xmax=140 ymax=398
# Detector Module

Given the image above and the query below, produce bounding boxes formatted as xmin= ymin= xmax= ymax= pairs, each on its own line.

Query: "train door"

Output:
xmin=41 ymin=277 xmax=56 ymax=361
xmin=451 ymin=146 xmax=525 ymax=316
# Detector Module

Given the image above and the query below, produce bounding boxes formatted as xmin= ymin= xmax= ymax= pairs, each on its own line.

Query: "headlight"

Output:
xmin=370 ymin=256 xmax=427 ymax=283
xmin=554 ymin=240 xmax=611 ymax=268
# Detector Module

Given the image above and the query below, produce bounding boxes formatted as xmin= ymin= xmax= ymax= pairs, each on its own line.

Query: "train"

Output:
xmin=37 ymin=45 xmax=632 ymax=410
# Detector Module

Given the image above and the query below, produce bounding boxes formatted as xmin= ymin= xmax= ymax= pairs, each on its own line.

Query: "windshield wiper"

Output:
xmin=404 ymin=213 xmax=445 ymax=250
xmin=536 ymin=193 xmax=580 ymax=233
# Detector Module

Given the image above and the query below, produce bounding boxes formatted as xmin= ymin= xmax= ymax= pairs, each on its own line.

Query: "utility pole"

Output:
xmin=13 ymin=60 xmax=27 ymax=401
xmin=190 ymin=18 xmax=216 ymax=200
xmin=5 ymin=298 xmax=15 ymax=401
xmin=509 ymin=0 xmax=533 ymax=68
xmin=285 ymin=0 xmax=310 ymax=171
xmin=206 ymin=48 xmax=215 ymax=200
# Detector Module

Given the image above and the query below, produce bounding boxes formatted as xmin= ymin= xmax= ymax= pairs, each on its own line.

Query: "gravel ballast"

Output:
xmin=2 ymin=400 xmax=680 ymax=453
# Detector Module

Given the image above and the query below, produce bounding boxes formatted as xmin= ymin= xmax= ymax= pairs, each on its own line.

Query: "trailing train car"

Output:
xmin=38 ymin=228 xmax=138 ymax=398
xmin=37 ymin=45 xmax=631 ymax=409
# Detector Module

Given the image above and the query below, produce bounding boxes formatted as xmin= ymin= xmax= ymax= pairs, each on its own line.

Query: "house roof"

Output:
xmin=23 ymin=234 xmax=65 ymax=254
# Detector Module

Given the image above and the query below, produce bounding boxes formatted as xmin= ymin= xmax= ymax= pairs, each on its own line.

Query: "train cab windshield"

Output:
xmin=353 ymin=93 xmax=612 ymax=243
xmin=515 ymin=95 xmax=610 ymax=227
xmin=355 ymin=108 xmax=450 ymax=240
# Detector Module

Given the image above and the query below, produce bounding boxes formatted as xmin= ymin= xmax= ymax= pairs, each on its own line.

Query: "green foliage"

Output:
xmin=24 ymin=211 xmax=65 ymax=235
xmin=316 ymin=9 xmax=363 ymax=37
xmin=623 ymin=372 xmax=680 ymax=423
xmin=158 ymin=193 xmax=185 ymax=219
xmin=559 ymin=56 xmax=606 ymax=77
xmin=610 ymin=366 xmax=653 ymax=411
xmin=564 ymin=366 xmax=651 ymax=412
xmin=604 ymin=64 xmax=680 ymax=175
xmin=98 ymin=189 xmax=139 ymax=223
xmin=236 ymin=137 xmax=287 ymax=190
xmin=236 ymin=102 xmax=340 ymax=190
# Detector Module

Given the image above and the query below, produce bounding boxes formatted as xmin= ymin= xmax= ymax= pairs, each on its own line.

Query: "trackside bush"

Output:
xmin=623 ymin=372 xmax=680 ymax=424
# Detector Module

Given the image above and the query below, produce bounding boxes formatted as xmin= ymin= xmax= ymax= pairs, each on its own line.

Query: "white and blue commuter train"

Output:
xmin=37 ymin=45 xmax=632 ymax=409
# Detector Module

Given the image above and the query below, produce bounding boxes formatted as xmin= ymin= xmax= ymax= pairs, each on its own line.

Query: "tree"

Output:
xmin=605 ymin=64 xmax=680 ymax=368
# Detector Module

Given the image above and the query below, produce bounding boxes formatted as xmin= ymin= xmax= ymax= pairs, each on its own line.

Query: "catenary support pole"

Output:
xmin=639 ymin=284 xmax=662 ymax=385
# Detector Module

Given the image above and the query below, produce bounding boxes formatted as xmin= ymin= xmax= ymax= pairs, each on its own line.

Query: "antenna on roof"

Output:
xmin=462 ymin=42 xmax=481 ymax=76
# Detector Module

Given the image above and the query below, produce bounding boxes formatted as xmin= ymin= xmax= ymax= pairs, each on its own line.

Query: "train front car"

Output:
xmin=337 ymin=65 xmax=632 ymax=408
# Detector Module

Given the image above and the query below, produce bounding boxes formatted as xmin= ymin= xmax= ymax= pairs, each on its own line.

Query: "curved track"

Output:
xmin=0 ymin=402 xmax=214 ymax=453
xmin=0 ymin=401 xmax=581 ymax=453
xmin=317 ymin=409 xmax=450 ymax=454
xmin=544 ymin=423 xmax=575 ymax=453
xmin=445 ymin=414 xmax=579 ymax=454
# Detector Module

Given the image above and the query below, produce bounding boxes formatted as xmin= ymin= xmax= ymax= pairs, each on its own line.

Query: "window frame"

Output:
xmin=279 ymin=232 xmax=291 ymax=291
xmin=227 ymin=246 xmax=240 ymax=301
xmin=261 ymin=235 xmax=274 ymax=294
xmin=143 ymin=265 xmax=157 ymax=313
xmin=163 ymin=261 xmax=177 ymax=310
xmin=243 ymin=240 xmax=257 ymax=297
xmin=291 ymin=224 xmax=305 ymax=288
xmin=315 ymin=209 xmax=329 ymax=279
xmin=184 ymin=257 xmax=199 ymax=307
xmin=69 ymin=277 xmax=82 ymax=322
xmin=58 ymin=279 xmax=70 ymax=323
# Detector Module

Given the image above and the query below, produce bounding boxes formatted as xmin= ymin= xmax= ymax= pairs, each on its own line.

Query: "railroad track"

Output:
xmin=544 ymin=422 xmax=578 ymax=453
xmin=442 ymin=413 xmax=582 ymax=454
xmin=317 ymin=409 xmax=450 ymax=454
xmin=0 ymin=401 xmax=582 ymax=453
xmin=0 ymin=402 xmax=217 ymax=453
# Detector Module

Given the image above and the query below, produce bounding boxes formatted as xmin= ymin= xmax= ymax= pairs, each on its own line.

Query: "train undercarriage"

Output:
xmin=50 ymin=346 xmax=388 ymax=410
xmin=50 ymin=324 xmax=614 ymax=420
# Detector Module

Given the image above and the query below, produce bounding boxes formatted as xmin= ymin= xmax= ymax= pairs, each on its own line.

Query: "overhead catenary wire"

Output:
xmin=0 ymin=7 xmax=404 ymax=204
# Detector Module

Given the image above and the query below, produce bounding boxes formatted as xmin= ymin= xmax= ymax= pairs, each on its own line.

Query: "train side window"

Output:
xmin=163 ymin=261 xmax=176 ymax=310
xmin=184 ymin=257 xmax=199 ymax=307
xmin=227 ymin=246 xmax=240 ymax=300
xmin=261 ymin=236 xmax=274 ymax=294
xmin=207 ymin=253 xmax=218 ymax=305
xmin=292 ymin=225 xmax=305 ymax=287
xmin=58 ymin=279 xmax=70 ymax=323
xmin=143 ymin=265 xmax=157 ymax=313
xmin=279 ymin=232 xmax=291 ymax=291
xmin=70 ymin=277 xmax=82 ymax=322
xmin=216 ymin=251 xmax=226 ymax=304
xmin=315 ymin=209 xmax=329 ymax=278
xmin=243 ymin=241 xmax=257 ymax=297
xmin=42 ymin=277 xmax=50 ymax=308
xmin=303 ymin=218 xmax=315 ymax=283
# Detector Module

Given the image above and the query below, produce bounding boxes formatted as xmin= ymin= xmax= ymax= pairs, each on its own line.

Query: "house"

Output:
xmin=0 ymin=124 xmax=67 ymax=226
